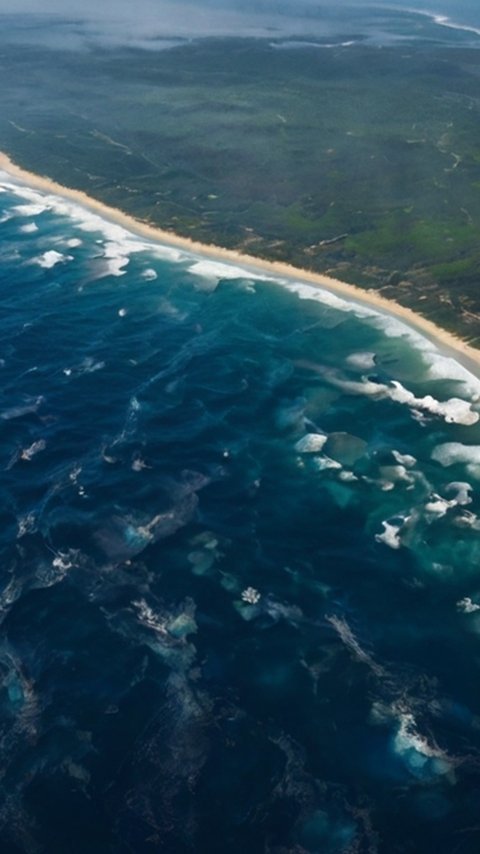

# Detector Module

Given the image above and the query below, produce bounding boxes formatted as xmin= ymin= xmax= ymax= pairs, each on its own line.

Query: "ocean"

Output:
xmin=1 ymin=173 xmax=480 ymax=853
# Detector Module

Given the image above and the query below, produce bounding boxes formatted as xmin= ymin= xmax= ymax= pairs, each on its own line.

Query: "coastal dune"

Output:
xmin=1 ymin=150 xmax=479 ymax=378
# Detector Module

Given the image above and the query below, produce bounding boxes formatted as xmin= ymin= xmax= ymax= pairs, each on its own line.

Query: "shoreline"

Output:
xmin=1 ymin=150 xmax=480 ymax=379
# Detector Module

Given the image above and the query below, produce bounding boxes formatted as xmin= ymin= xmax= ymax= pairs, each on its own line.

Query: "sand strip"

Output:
xmin=1 ymin=150 xmax=479 ymax=377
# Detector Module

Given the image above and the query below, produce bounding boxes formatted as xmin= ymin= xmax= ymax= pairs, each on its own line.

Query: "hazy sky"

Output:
xmin=0 ymin=1 xmax=376 ymax=45
xmin=0 ymin=1 xmax=478 ymax=47
xmin=0 ymin=0 xmax=475 ymax=13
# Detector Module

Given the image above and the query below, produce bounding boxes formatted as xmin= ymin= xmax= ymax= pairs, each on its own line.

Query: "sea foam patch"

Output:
xmin=431 ymin=443 xmax=480 ymax=466
xmin=346 ymin=351 xmax=376 ymax=370
xmin=34 ymin=250 xmax=72 ymax=269
xmin=294 ymin=433 xmax=328 ymax=454
xmin=150 ymin=245 xmax=182 ymax=262
xmin=387 ymin=381 xmax=479 ymax=426
xmin=375 ymin=519 xmax=404 ymax=549
xmin=431 ymin=443 xmax=480 ymax=477
xmin=12 ymin=202 xmax=48 ymax=217
xmin=283 ymin=280 xmax=376 ymax=318
xmin=187 ymin=258 xmax=271 ymax=282
xmin=306 ymin=365 xmax=479 ymax=426
xmin=425 ymin=352 xmax=480 ymax=400
xmin=368 ymin=312 xmax=432 ymax=349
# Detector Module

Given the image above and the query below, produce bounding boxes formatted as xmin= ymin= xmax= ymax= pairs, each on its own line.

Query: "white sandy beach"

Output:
xmin=1 ymin=150 xmax=479 ymax=377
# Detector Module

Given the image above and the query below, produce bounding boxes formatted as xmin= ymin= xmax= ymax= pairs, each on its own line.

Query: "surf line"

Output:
xmin=1 ymin=149 xmax=479 ymax=385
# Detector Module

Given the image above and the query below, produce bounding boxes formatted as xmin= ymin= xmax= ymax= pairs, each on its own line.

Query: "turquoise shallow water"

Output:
xmin=1 ymin=174 xmax=480 ymax=853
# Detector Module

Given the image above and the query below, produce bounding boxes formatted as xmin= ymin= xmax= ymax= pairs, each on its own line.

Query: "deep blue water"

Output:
xmin=1 ymin=174 xmax=480 ymax=853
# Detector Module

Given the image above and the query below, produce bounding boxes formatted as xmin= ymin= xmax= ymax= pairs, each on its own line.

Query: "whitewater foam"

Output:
xmin=387 ymin=381 xmax=478 ymax=426
xmin=187 ymin=258 xmax=271 ymax=282
xmin=454 ymin=510 xmax=480 ymax=531
xmin=393 ymin=710 xmax=453 ymax=778
xmin=312 ymin=455 xmax=342 ymax=472
xmin=378 ymin=464 xmax=416 ymax=488
xmin=13 ymin=202 xmax=48 ymax=217
xmin=283 ymin=281 xmax=376 ymax=318
xmin=346 ymin=351 xmax=377 ymax=370
xmin=362 ymin=312 xmax=480 ymax=398
xmin=369 ymin=312 xmax=431 ymax=349
xmin=0 ymin=174 xmax=182 ymax=280
xmin=51 ymin=551 xmax=77 ymax=576
xmin=103 ymin=239 xmax=139 ymax=276
xmin=444 ymin=482 xmax=473 ymax=506
xmin=457 ymin=597 xmax=480 ymax=614
xmin=294 ymin=433 xmax=328 ymax=454
xmin=431 ymin=442 xmax=480 ymax=468
xmin=241 ymin=587 xmax=261 ymax=605
xmin=133 ymin=598 xmax=169 ymax=636
xmin=312 ymin=366 xmax=478 ymax=425
xmin=35 ymin=250 xmax=71 ymax=269
xmin=375 ymin=519 xmax=404 ymax=549
xmin=424 ymin=494 xmax=457 ymax=518
xmin=392 ymin=450 xmax=417 ymax=468
xmin=426 ymin=353 xmax=480 ymax=400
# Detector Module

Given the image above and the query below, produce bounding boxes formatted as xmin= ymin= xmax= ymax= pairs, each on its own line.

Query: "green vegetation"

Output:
xmin=1 ymin=37 xmax=480 ymax=341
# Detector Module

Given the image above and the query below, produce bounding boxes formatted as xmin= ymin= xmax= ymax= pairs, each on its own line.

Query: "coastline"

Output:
xmin=1 ymin=149 xmax=480 ymax=378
